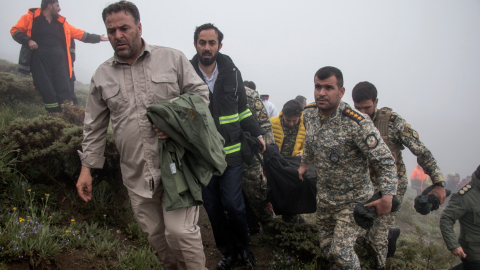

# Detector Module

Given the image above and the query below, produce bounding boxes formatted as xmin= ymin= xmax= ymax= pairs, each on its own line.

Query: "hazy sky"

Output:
xmin=1 ymin=0 xmax=479 ymax=179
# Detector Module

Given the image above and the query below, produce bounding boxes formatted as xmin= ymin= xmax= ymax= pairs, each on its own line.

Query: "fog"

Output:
xmin=1 ymin=0 xmax=479 ymax=179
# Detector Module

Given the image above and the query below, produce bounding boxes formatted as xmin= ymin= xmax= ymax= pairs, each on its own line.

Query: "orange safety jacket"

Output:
xmin=410 ymin=165 xmax=428 ymax=190
xmin=10 ymin=8 xmax=99 ymax=77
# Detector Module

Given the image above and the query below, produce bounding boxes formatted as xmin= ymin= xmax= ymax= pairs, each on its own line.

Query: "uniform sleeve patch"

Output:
xmin=255 ymin=100 xmax=263 ymax=110
xmin=403 ymin=124 xmax=413 ymax=137
xmin=330 ymin=152 xmax=340 ymax=163
xmin=366 ymin=134 xmax=378 ymax=149
xmin=390 ymin=115 xmax=397 ymax=122
xmin=259 ymin=113 xmax=267 ymax=120
xmin=342 ymin=108 xmax=364 ymax=124
xmin=412 ymin=129 xmax=419 ymax=139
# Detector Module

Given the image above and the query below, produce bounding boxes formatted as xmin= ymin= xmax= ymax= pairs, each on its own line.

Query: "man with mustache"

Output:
xmin=298 ymin=66 xmax=398 ymax=270
xmin=352 ymin=81 xmax=446 ymax=269
xmin=190 ymin=23 xmax=265 ymax=270
xmin=10 ymin=0 xmax=107 ymax=112
xmin=76 ymin=1 xmax=209 ymax=269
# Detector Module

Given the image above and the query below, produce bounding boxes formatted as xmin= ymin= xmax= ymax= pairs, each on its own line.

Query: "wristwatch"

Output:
xmin=433 ymin=181 xmax=446 ymax=187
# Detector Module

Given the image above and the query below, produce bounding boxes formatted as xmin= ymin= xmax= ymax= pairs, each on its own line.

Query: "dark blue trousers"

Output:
xmin=202 ymin=163 xmax=249 ymax=256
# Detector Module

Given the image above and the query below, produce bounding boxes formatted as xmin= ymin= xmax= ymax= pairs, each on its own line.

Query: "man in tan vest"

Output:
xmin=352 ymin=81 xmax=446 ymax=269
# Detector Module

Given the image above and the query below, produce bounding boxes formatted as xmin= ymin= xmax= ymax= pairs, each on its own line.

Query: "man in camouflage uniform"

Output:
xmin=242 ymin=84 xmax=274 ymax=231
xmin=298 ymin=67 xmax=398 ymax=270
xmin=352 ymin=81 xmax=446 ymax=269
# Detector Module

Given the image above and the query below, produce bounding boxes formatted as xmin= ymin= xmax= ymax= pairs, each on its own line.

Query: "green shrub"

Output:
xmin=0 ymin=102 xmax=46 ymax=130
xmin=0 ymin=59 xmax=20 ymax=74
xmin=263 ymin=219 xmax=322 ymax=261
xmin=1 ymin=115 xmax=121 ymax=187
xmin=0 ymin=72 xmax=42 ymax=105
xmin=50 ymin=103 xmax=85 ymax=126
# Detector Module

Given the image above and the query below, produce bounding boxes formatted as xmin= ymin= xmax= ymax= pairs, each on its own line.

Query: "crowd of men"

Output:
xmin=10 ymin=1 xmax=476 ymax=270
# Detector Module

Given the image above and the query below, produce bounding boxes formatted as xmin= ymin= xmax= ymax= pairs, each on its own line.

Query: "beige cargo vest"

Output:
xmin=371 ymin=107 xmax=405 ymax=180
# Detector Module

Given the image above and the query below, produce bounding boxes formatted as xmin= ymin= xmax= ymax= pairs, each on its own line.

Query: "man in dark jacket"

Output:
xmin=441 ymin=165 xmax=480 ymax=270
xmin=190 ymin=23 xmax=265 ymax=270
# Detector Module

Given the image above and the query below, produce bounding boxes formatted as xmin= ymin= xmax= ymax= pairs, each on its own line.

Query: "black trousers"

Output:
xmin=202 ymin=163 xmax=250 ymax=256
xmin=450 ymin=258 xmax=480 ymax=270
xmin=31 ymin=46 xmax=72 ymax=112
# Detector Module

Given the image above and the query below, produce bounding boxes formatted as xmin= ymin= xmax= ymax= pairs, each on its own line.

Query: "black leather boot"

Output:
xmin=387 ymin=226 xmax=401 ymax=258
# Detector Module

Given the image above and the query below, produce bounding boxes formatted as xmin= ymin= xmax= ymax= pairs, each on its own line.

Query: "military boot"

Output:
xmin=387 ymin=227 xmax=401 ymax=258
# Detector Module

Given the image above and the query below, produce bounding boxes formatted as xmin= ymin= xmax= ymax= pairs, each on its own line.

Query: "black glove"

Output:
xmin=354 ymin=192 xmax=401 ymax=230
xmin=414 ymin=185 xmax=452 ymax=215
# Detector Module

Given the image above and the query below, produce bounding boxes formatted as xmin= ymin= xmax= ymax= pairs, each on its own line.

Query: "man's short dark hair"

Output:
xmin=295 ymin=95 xmax=306 ymax=104
xmin=282 ymin=100 xmax=304 ymax=117
xmin=41 ymin=0 xmax=58 ymax=10
xmin=314 ymin=66 xmax=343 ymax=89
xmin=243 ymin=81 xmax=256 ymax=90
xmin=352 ymin=81 xmax=377 ymax=103
xmin=194 ymin=23 xmax=224 ymax=44
xmin=102 ymin=1 xmax=140 ymax=24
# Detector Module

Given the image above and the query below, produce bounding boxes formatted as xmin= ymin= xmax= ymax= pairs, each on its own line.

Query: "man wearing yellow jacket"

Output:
xmin=271 ymin=99 xmax=306 ymax=157
xmin=270 ymin=99 xmax=306 ymax=223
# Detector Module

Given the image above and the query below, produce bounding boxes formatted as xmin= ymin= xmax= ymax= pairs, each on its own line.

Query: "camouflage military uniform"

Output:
xmin=280 ymin=117 xmax=299 ymax=156
xmin=242 ymin=87 xmax=274 ymax=224
xmin=358 ymin=107 xmax=444 ymax=268
xmin=302 ymin=102 xmax=398 ymax=270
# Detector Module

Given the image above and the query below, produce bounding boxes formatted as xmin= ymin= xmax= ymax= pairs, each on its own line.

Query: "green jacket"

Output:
xmin=146 ymin=93 xmax=227 ymax=211
xmin=440 ymin=173 xmax=480 ymax=262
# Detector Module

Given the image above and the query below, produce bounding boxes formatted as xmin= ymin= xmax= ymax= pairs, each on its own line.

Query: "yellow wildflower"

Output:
xmin=27 ymin=189 xmax=31 ymax=192
xmin=48 ymin=216 xmax=52 ymax=219
xmin=19 ymin=218 xmax=25 ymax=222
xmin=45 ymin=194 xmax=50 ymax=197
xmin=71 ymin=219 xmax=75 ymax=222
xmin=65 ymin=230 xmax=70 ymax=233
xmin=12 ymin=207 xmax=17 ymax=211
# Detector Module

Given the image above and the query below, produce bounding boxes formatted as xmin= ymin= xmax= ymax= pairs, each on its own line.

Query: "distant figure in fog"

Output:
xmin=260 ymin=94 xmax=279 ymax=117
xmin=295 ymin=95 xmax=307 ymax=107
xmin=410 ymin=164 xmax=429 ymax=196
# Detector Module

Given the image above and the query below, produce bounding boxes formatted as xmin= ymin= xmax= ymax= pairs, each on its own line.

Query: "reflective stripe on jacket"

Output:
xmin=10 ymin=8 xmax=97 ymax=77
xmin=190 ymin=53 xmax=264 ymax=165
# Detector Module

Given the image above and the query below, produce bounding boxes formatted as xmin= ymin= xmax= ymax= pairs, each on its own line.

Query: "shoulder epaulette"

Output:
xmin=304 ymin=102 xmax=317 ymax=109
xmin=342 ymin=108 xmax=363 ymax=124
xmin=458 ymin=184 xmax=473 ymax=195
